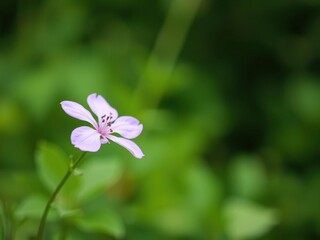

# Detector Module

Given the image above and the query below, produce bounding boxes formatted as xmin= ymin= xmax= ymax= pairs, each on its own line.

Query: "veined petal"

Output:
xmin=87 ymin=93 xmax=118 ymax=120
xmin=71 ymin=126 xmax=101 ymax=152
xmin=61 ymin=101 xmax=97 ymax=128
xmin=112 ymin=116 xmax=140 ymax=127
xmin=108 ymin=135 xmax=144 ymax=159
xmin=112 ymin=116 xmax=143 ymax=139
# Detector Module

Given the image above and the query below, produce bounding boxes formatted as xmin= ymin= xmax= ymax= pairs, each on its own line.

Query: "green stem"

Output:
xmin=36 ymin=152 xmax=87 ymax=240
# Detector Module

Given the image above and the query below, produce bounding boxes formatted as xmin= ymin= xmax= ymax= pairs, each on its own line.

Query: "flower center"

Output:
xmin=98 ymin=113 xmax=113 ymax=136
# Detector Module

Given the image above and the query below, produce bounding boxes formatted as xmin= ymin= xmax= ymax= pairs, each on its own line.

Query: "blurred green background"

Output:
xmin=1 ymin=0 xmax=320 ymax=239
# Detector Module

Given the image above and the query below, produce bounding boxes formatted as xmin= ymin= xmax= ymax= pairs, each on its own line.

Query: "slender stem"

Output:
xmin=36 ymin=152 xmax=87 ymax=240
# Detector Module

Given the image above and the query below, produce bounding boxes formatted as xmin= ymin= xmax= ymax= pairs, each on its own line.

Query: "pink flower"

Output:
xmin=61 ymin=93 xmax=144 ymax=158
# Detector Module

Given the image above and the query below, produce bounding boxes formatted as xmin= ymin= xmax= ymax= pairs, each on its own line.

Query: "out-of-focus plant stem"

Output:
xmin=36 ymin=152 xmax=87 ymax=240
xmin=133 ymin=0 xmax=202 ymax=110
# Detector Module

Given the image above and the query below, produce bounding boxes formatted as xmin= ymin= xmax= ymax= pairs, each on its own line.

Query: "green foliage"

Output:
xmin=75 ymin=201 xmax=125 ymax=239
xmin=15 ymin=195 xmax=57 ymax=220
xmin=75 ymin=157 xmax=123 ymax=203
xmin=0 ymin=0 xmax=319 ymax=239
xmin=224 ymin=198 xmax=278 ymax=240
xmin=33 ymin=141 xmax=125 ymax=238
xmin=286 ymin=75 xmax=320 ymax=125
xmin=36 ymin=141 xmax=80 ymax=196
xmin=229 ymin=154 xmax=267 ymax=199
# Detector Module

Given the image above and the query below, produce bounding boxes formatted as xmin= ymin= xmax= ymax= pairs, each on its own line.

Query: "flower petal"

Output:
xmin=61 ymin=101 xmax=97 ymax=128
xmin=108 ymin=135 xmax=144 ymax=159
xmin=87 ymin=93 xmax=118 ymax=120
xmin=112 ymin=116 xmax=140 ymax=126
xmin=71 ymin=126 xmax=101 ymax=152
xmin=112 ymin=116 xmax=143 ymax=139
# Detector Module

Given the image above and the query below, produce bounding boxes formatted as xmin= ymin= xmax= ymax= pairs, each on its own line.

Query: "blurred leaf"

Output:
xmin=58 ymin=53 xmax=107 ymax=100
xmin=75 ymin=157 xmax=123 ymax=203
xmin=130 ymin=163 xmax=218 ymax=238
xmin=0 ymin=171 xmax=43 ymax=201
xmin=14 ymin=68 xmax=59 ymax=121
xmin=75 ymin=203 xmax=125 ymax=238
xmin=223 ymin=198 xmax=277 ymax=240
xmin=0 ymin=98 xmax=27 ymax=134
xmin=14 ymin=195 xmax=57 ymax=220
xmin=183 ymin=162 xmax=222 ymax=213
xmin=55 ymin=204 xmax=80 ymax=218
xmin=273 ymin=121 xmax=311 ymax=159
xmin=15 ymin=219 xmax=39 ymax=240
xmin=286 ymin=76 xmax=320 ymax=125
xmin=35 ymin=141 xmax=80 ymax=196
xmin=229 ymin=154 xmax=267 ymax=198
xmin=152 ymin=205 xmax=200 ymax=237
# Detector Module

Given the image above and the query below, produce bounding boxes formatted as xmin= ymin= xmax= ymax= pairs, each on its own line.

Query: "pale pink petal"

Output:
xmin=112 ymin=116 xmax=140 ymax=127
xmin=112 ymin=116 xmax=143 ymax=139
xmin=100 ymin=137 xmax=109 ymax=144
xmin=87 ymin=93 xmax=118 ymax=120
xmin=71 ymin=126 xmax=101 ymax=152
xmin=61 ymin=101 xmax=97 ymax=128
xmin=108 ymin=135 xmax=144 ymax=159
